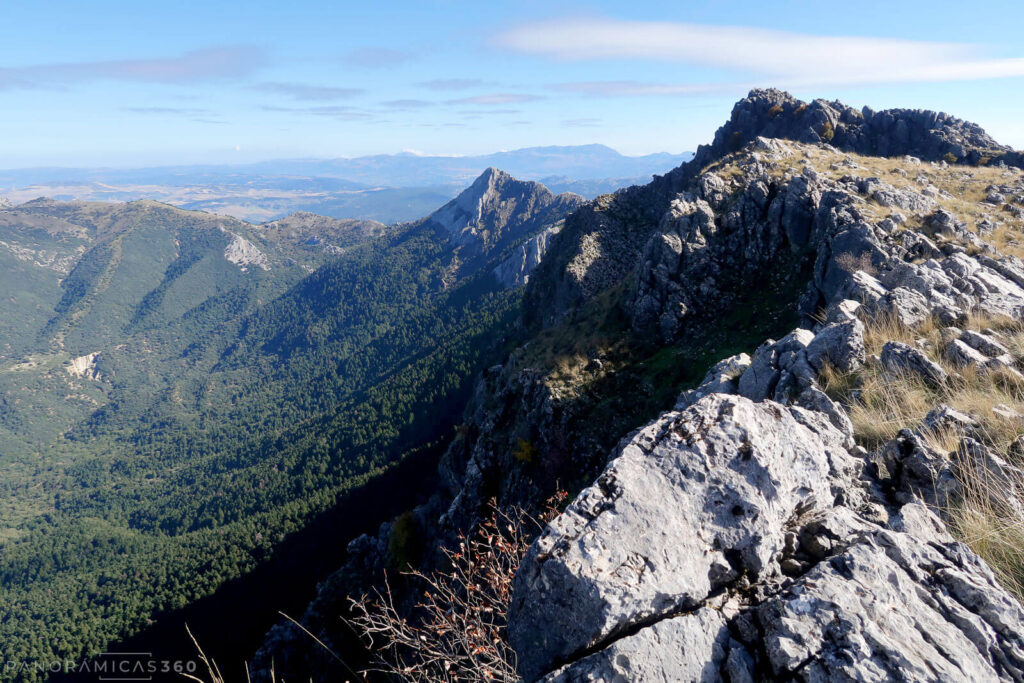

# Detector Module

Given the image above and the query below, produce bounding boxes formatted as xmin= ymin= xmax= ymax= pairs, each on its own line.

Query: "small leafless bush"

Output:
xmin=833 ymin=251 xmax=878 ymax=276
xmin=349 ymin=494 xmax=565 ymax=682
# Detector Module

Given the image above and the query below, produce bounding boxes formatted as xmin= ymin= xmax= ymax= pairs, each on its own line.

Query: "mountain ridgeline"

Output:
xmin=251 ymin=89 xmax=1024 ymax=682
xmin=0 ymin=144 xmax=690 ymax=224
xmin=0 ymin=170 xmax=580 ymax=678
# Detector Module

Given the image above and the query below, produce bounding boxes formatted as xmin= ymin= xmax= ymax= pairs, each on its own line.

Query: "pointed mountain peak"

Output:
xmin=428 ymin=168 xmax=583 ymax=249
xmin=462 ymin=167 xmax=527 ymax=199
xmin=477 ymin=166 xmax=509 ymax=182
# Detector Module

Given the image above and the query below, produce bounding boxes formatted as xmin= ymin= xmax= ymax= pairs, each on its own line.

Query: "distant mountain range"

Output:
xmin=0 ymin=145 xmax=693 ymax=224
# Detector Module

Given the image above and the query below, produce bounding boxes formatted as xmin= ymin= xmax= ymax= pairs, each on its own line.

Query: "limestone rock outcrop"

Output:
xmin=509 ymin=395 xmax=858 ymax=680
xmin=509 ymin=393 xmax=1024 ymax=681
xmin=523 ymin=89 xmax=1023 ymax=328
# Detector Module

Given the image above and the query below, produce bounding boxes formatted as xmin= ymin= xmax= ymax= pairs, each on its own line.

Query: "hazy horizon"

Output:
xmin=0 ymin=142 xmax=689 ymax=173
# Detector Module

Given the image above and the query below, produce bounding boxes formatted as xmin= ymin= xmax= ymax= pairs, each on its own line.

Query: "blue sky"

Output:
xmin=1 ymin=0 xmax=1023 ymax=167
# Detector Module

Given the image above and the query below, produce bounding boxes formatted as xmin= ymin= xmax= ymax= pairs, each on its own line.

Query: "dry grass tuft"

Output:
xmin=827 ymin=311 xmax=1024 ymax=450
xmin=828 ymin=309 xmax=1024 ymax=601
xmin=947 ymin=452 xmax=1024 ymax=601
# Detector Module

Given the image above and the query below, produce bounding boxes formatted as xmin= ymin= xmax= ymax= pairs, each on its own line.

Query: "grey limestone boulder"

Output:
xmin=737 ymin=339 xmax=782 ymax=401
xmin=947 ymin=338 xmax=990 ymax=367
xmin=880 ymin=340 xmax=949 ymax=387
xmin=806 ymin=314 xmax=866 ymax=373
xmin=879 ymin=286 xmax=933 ymax=327
xmin=675 ymin=353 xmax=751 ymax=409
xmin=508 ymin=395 xmax=854 ymax=680
xmin=960 ymin=329 xmax=1011 ymax=357
xmin=759 ymin=509 xmax=1024 ymax=682
xmin=509 ymin=395 xmax=1024 ymax=682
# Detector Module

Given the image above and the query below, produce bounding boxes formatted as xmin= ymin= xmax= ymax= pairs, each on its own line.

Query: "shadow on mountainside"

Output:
xmin=48 ymin=442 xmax=442 ymax=683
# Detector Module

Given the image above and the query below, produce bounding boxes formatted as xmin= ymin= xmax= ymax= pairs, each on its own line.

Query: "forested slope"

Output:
xmin=0 ymin=174 xmax=580 ymax=678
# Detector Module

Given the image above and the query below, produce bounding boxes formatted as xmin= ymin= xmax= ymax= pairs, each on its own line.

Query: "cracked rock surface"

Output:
xmin=509 ymin=394 xmax=1024 ymax=681
xmin=508 ymin=394 xmax=858 ymax=680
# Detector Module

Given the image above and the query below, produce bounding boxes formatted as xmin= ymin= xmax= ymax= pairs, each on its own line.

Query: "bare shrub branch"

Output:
xmin=348 ymin=494 xmax=565 ymax=682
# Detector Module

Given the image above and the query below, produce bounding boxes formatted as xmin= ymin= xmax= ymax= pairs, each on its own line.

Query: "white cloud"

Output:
xmin=496 ymin=19 xmax=1024 ymax=87
xmin=0 ymin=46 xmax=266 ymax=90
xmin=448 ymin=93 xmax=544 ymax=105
xmin=554 ymin=81 xmax=743 ymax=97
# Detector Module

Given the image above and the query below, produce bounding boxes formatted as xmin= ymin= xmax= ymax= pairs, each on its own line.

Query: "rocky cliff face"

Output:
xmin=492 ymin=223 xmax=564 ymax=288
xmin=255 ymin=91 xmax=1024 ymax=681
xmin=503 ymin=107 xmax=1024 ymax=679
xmin=428 ymin=167 xmax=583 ymax=256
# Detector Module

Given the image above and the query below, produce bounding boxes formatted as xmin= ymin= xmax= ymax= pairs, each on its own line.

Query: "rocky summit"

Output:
xmin=254 ymin=90 xmax=1024 ymax=683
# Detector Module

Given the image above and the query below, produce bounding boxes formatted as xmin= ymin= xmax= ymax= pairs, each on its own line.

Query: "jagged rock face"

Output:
xmin=509 ymin=394 xmax=1024 ymax=682
xmin=631 ymin=159 xmax=832 ymax=340
xmin=631 ymin=138 xmax=1024 ymax=343
xmin=221 ymin=229 xmax=270 ymax=271
xmin=522 ymin=179 xmax=675 ymax=328
xmin=65 ymin=351 xmax=101 ymax=379
xmin=508 ymin=394 xmax=857 ymax=680
xmin=524 ymin=88 xmax=1022 ymax=330
xmin=427 ymin=167 xmax=583 ymax=258
xmin=691 ymin=88 xmax=1013 ymax=171
xmin=756 ymin=506 xmax=1024 ymax=681
xmin=492 ymin=222 xmax=563 ymax=289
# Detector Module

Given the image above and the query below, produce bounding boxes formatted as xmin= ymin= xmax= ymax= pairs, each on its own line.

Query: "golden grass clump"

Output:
xmin=948 ymin=451 xmax=1024 ymax=601
xmin=826 ymin=309 xmax=1024 ymax=601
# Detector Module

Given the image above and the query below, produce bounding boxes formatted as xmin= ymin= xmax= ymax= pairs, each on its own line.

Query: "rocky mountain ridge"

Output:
xmin=253 ymin=90 xmax=1024 ymax=682
xmin=503 ymin=117 xmax=1024 ymax=678
xmin=427 ymin=167 xmax=583 ymax=270
xmin=523 ymin=88 xmax=1024 ymax=330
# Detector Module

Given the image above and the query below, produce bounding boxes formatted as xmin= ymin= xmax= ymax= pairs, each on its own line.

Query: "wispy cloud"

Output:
xmin=342 ymin=47 xmax=414 ymax=68
xmin=380 ymin=99 xmax=433 ymax=109
xmin=417 ymin=78 xmax=491 ymax=90
xmin=262 ymin=105 xmax=374 ymax=121
xmin=254 ymin=82 xmax=363 ymax=100
xmin=563 ymin=117 xmax=602 ymax=127
xmin=496 ymin=19 xmax=1024 ymax=87
xmin=123 ymin=106 xmax=211 ymax=115
xmin=554 ymin=81 xmax=741 ymax=97
xmin=448 ymin=93 xmax=544 ymax=105
xmin=0 ymin=46 xmax=266 ymax=90
xmin=457 ymin=109 xmax=522 ymax=118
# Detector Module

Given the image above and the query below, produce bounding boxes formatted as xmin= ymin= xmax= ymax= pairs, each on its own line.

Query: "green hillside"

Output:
xmin=0 ymin=178 xmax=574 ymax=677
